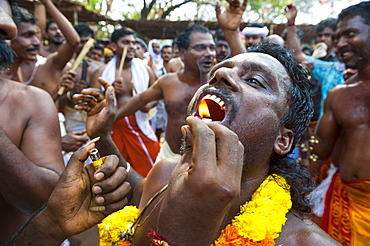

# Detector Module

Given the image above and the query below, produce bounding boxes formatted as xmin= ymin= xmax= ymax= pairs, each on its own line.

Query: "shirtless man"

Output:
xmin=0 ymin=1 xmax=65 ymax=243
xmin=61 ymin=23 xmax=102 ymax=133
xmin=116 ymin=25 xmax=216 ymax=161
xmin=309 ymin=2 xmax=370 ymax=244
xmin=161 ymin=45 xmax=173 ymax=73
xmin=92 ymin=27 xmax=159 ymax=177
xmin=1 ymin=0 xmax=79 ymax=102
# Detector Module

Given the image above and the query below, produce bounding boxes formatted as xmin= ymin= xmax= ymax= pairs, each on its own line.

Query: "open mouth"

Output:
xmin=193 ymin=94 xmax=226 ymax=123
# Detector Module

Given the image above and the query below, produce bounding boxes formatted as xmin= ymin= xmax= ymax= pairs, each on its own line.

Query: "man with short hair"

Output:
xmin=116 ymin=25 xmax=216 ymax=162
xmin=161 ymin=45 xmax=173 ymax=73
xmin=40 ymin=20 xmax=64 ymax=57
xmin=0 ymin=0 xmax=80 ymax=102
xmin=315 ymin=18 xmax=338 ymax=62
xmin=214 ymin=28 xmax=230 ymax=63
xmin=309 ymin=2 xmax=370 ymax=244
xmin=89 ymin=43 xmax=104 ymax=62
xmin=92 ymin=27 xmax=159 ymax=177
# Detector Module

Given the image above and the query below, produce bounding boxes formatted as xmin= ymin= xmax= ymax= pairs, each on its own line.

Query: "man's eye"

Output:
xmin=247 ymin=78 xmax=260 ymax=85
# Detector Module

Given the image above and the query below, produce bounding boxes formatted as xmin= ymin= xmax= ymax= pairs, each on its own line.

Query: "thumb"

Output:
xmin=180 ymin=125 xmax=194 ymax=165
xmin=106 ymin=85 xmax=117 ymax=115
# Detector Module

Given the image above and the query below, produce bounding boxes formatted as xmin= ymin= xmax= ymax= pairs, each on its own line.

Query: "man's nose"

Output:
xmin=0 ymin=10 xmax=17 ymax=40
xmin=209 ymin=67 xmax=238 ymax=92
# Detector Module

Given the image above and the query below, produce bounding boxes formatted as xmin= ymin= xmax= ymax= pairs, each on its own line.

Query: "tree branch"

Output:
xmin=160 ymin=0 xmax=194 ymax=19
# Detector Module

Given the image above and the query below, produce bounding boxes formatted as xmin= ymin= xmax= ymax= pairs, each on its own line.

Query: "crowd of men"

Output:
xmin=1 ymin=0 xmax=370 ymax=245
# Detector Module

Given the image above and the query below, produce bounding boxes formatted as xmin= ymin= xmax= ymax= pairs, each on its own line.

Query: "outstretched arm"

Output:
xmin=216 ymin=0 xmax=248 ymax=56
xmin=7 ymin=142 xmax=130 ymax=245
xmin=284 ymin=3 xmax=306 ymax=64
xmin=116 ymin=78 xmax=164 ymax=120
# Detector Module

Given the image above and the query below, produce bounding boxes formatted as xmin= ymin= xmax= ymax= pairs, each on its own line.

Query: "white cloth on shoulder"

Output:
xmin=101 ymin=56 xmax=157 ymax=142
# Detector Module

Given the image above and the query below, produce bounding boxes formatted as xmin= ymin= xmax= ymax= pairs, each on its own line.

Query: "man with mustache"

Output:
xmin=306 ymin=2 xmax=370 ymax=245
xmin=40 ymin=20 xmax=65 ymax=57
xmin=91 ymin=27 xmax=160 ymax=177
xmin=115 ymin=25 xmax=216 ymax=163
xmin=1 ymin=0 xmax=79 ymax=102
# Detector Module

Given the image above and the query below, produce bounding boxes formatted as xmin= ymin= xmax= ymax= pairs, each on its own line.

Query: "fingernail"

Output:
xmin=93 ymin=185 xmax=102 ymax=194
xmin=95 ymin=172 xmax=104 ymax=181
xmin=89 ymin=206 xmax=105 ymax=212
xmin=96 ymin=196 xmax=105 ymax=204
xmin=85 ymin=137 xmax=100 ymax=149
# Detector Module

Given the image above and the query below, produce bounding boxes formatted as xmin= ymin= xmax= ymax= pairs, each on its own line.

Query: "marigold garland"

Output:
xmin=98 ymin=174 xmax=291 ymax=246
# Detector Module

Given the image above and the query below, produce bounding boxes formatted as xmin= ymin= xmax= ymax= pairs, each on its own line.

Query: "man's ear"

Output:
xmin=110 ymin=42 xmax=117 ymax=52
xmin=179 ymin=48 xmax=186 ymax=61
xmin=273 ymin=126 xmax=294 ymax=155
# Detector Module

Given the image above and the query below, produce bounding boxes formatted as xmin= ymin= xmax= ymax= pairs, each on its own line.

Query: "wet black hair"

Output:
xmin=247 ymin=43 xmax=315 ymax=216
xmin=176 ymin=24 xmax=212 ymax=50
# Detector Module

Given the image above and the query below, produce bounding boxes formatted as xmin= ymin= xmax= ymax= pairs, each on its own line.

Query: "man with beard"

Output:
xmin=1 ymin=0 xmax=79 ymax=102
xmin=307 ymin=2 xmax=370 ymax=245
xmin=115 ymin=25 xmax=216 ymax=163
xmin=0 ymin=1 xmax=66 ymax=244
xmin=91 ymin=27 xmax=159 ymax=177
xmin=40 ymin=20 xmax=65 ymax=57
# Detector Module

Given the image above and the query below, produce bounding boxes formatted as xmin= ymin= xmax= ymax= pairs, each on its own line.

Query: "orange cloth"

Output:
xmin=112 ymin=115 xmax=160 ymax=177
xmin=322 ymin=170 xmax=370 ymax=246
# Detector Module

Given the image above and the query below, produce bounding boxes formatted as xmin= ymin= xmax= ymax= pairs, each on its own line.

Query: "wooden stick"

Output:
xmin=117 ymin=47 xmax=127 ymax=80
xmin=57 ymin=38 xmax=95 ymax=95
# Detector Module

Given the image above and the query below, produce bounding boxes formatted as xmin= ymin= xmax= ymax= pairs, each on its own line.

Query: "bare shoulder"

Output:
xmin=3 ymin=78 xmax=52 ymax=102
xmin=138 ymin=156 xmax=180 ymax=209
xmin=277 ymin=213 xmax=341 ymax=246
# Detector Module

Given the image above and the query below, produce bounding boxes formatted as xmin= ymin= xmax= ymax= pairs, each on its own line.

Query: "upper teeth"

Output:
xmin=203 ymin=94 xmax=225 ymax=109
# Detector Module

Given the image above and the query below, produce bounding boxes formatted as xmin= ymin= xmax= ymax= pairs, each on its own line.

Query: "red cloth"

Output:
xmin=112 ymin=115 xmax=160 ymax=177
xmin=322 ymin=170 xmax=370 ymax=246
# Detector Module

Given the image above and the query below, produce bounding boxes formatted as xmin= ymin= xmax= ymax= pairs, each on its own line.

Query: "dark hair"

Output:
xmin=9 ymin=0 xmax=19 ymax=20
xmin=338 ymin=1 xmax=370 ymax=26
xmin=214 ymin=28 xmax=226 ymax=41
xmin=249 ymin=23 xmax=266 ymax=28
xmin=13 ymin=7 xmax=37 ymax=27
xmin=247 ymin=43 xmax=314 ymax=216
xmin=161 ymin=45 xmax=172 ymax=52
xmin=176 ymin=24 xmax=212 ymax=50
xmin=316 ymin=18 xmax=337 ymax=33
xmin=74 ymin=23 xmax=94 ymax=39
xmin=45 ymin=19 xmax=56 ymax=33
xmin=111 ymin=27 xmax=135 ymax=44
xmin=93 ymin=43 xmax=104 ymax=53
